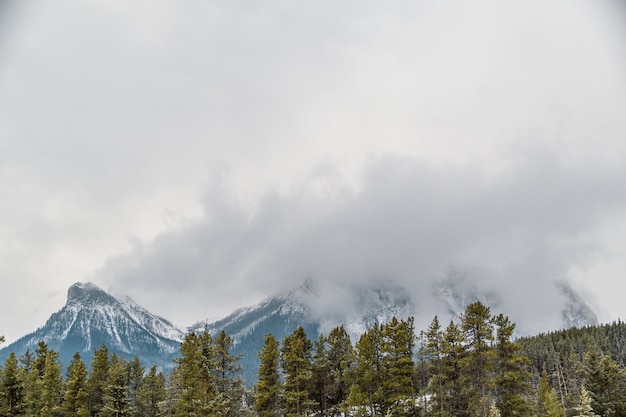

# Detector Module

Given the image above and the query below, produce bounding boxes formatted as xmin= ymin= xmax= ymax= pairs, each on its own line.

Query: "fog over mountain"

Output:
xmin=100 ymin=153 xmax=617 ymax=336
xmin=1 ymin=0 xmax=626 ymax=343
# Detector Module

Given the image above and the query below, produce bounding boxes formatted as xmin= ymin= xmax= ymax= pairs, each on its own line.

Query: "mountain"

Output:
xmin=189 ymin=277 xmax=598 ymax=384
xmin=0 ymin=282 xmax=184 ymax=371
xmin=0 ymin=278 xmax=599 ymax=386
xmin=557 ymin=281 xmax=599 ymax=328
xmin=189 ymin=279 xmax=416 ymax=384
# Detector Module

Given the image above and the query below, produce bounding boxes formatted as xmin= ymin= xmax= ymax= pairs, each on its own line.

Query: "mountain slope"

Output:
xmin=190 ymin=280 xmax=416 ymax=384
xmin=0 ymin=282 xmax=184 ymax=370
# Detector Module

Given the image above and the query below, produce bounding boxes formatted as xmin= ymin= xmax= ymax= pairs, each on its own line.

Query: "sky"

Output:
xmin=1 ymin=0 xmax=626 ymax=344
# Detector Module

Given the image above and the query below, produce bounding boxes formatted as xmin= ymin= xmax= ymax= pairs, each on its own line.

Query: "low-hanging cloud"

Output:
xmin=99 ymin=151 xmax=626 ymax=334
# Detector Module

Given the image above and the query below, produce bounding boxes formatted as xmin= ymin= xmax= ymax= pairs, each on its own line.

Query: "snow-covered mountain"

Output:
xmin=187 ymin=276 xmax=599 ymax=384
xmin=189 ymin=279 xmax=416 ymax=384
xmin=0 ymin=282 xmax=184 ymax=371
xmin=0 ymin=278 xmax=599 ymax=385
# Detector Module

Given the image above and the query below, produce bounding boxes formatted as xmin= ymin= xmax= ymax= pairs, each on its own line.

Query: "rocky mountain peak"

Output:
xmin=66 ymin=282 xmax=115 ymax=306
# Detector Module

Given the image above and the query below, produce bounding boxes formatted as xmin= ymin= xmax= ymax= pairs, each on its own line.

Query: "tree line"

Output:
xmin=2 ymin=302 xmax=625 ymax=417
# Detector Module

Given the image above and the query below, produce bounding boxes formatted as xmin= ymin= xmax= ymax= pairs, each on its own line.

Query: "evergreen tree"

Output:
xmin=281 ymin=326 xmax=313 ymax=417
xmin=310 ymin=333 xmax=331 ymax=415
xmin=136 ymin=365 xmax=165 ymax=417
xmin=0 ymin=352 xmax=25 ymax=416
xmin=169 ymin=332 xmax=203 ymax=416
xmin=381 ymin=316 xmax=416 ymax=415
xmin=101 ymin=355 xmax=131 ymax=417
xmin=169 ymin=330 xmax=224 ymax=416
xmin=583 ymin=347 xmax=626 ymax=417
xmin=213 ymin=330 xmax=243 ymax=417
xmin=440 ymin=320 xmax=467 ymax=417
xmin=24 ymin=341 xmax=49 ymax=415
xmin=326 ymin=325 xmax=354 ymax=409
xmin=573 ymin=386 xmax=600 ymax=417
xmin=63 ymin=352 xmax=90 ymax=417
xmin=86 ymin=345 xmax=111 ymax=416
xmin=460 ymin=302 xmax=495 ymax=417
xmin=40 ymin=350 xmax=63 ymax=417
xmin=493 ymin=314 xmax=532 ymax=417
xmin=349 ymin=323 xmax=384 ymax=416
xmin=422 ymin=316 xmax=445 ymax=417
xmin=255 ymin=334 xmax=282 ymax=417
xmin=537 ymin=369 xmax=565 ymax=417
xmin=125 ymin=357 xmax=144 ymax=417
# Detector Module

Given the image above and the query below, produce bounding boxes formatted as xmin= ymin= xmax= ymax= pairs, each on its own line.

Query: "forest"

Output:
xmin=1 ymin=301 xmax=625 ymax=417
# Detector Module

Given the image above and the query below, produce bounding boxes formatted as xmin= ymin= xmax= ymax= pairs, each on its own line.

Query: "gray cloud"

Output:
xmin=100 ymin=152 xmax=626 ymax=334
xmin=1 ymin=0 xmax=625 ymax=341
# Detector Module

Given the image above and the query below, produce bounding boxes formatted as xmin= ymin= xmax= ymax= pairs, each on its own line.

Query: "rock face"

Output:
xmin=0 ymin=282 xmax=184 ymax=371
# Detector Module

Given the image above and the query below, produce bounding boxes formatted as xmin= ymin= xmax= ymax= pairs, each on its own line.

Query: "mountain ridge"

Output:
xmin=0 ymin=278 xmax=600 ymax=385
xmin=0 ymin=282 xmax=184 ymax=371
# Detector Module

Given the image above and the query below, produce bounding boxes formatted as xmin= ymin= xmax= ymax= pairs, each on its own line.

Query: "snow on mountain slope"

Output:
xmin=0 ymin=282 xmax=184 ymax=370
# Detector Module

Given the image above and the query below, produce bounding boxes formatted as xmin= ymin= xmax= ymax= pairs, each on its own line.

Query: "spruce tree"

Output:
xmin=310 ymin=333 xmax=331 ymax=415
xmin=101 ymin=355 xmax=131 ymax=417
xmin=255 ymin=334 xmax=282 ymax=417
xmin=326 ymin=325 xmax=354 ymax=409
xmin=25 ymin=341 xmax=49 ymax=415
xmin=64 ymin=352 xmax=90 ymax=417
xmin=422 ymin=315 xmax=447 ymax=417
xmin=281 ymin=326 xmax=313 ymax=417
xmin=0 ymin=352 xmax=25 ymax=416
xmin=214 ymin=330 xmax=243 ymax=417
xmin=440 ymin=320 xmax=466 ymax=417
xmin=349 ymin=323 xmax=384 ymax=416
xmin=460 ymin=302 xmax=496 ymax=417
xmin=493 ymin=313 xmax=532 ymax=417
xmin=537 ymin=369 xmax=565 ymax=417
xmin=583 ymin=348 xmax=626 ymax=417
xmin=86 ymin=345 xmax=111 ymax=416
xmin=136 ymin=365 xmax=165 ymax=417
xmin=381 ymin=316 xmax=416 ymax=415
xmin=169 ymin=330 xmax=224 ymax=416
xmin=573 ymin=386 xmax=600 ymax=417
xmin=126 ymin=357 xmax=144 ymax=417
xmin=40 ymin=350 xmax=63 ymax=416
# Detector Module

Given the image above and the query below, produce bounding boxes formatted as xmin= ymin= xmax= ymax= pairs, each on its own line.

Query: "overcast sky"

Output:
xmin=1 ymin=0 xmax=626 ymax=343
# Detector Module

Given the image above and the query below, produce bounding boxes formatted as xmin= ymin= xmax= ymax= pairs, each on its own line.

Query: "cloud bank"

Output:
xmin=1 ymin=0 xmax=625 ymax=341
xmin=100 ymin=151 xmax=626 ymax=334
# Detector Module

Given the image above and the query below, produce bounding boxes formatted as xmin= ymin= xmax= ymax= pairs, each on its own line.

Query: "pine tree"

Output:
xmin=573 ymin=386 xmax=600 ymax=417
xmin=493 ymin=314 xmax=532 ymax=417
xmin=440 ymin=320 xmax=467 ymax=417
xmin=126 ymin=357 xmax=144 ymax=417
xmin=422 ymin=316 xmax=445 ymax=416
xmin=537 ymin=369 xmax=565 ymax=417
xmin=86 ymin=345 xmax=111 ymax=416
xmin=169 ymin=332 xmax=204 ymax=416
xmin=169 ymin=330 xmax=224 ymax=416
xmin=583 ymin=347 xmax=626 ymax=417
xmin=24 ymin=341 xmax=49 ymax=415
xmin=381 ymin=316 xmax=416 ymax=415
xmin=326 ymin=325 xmax=354 ymax=409
xmin=63 ymin=352 xmax=90 ymax=417
xmin=460 ymin=302 xmax=496 ymax=417
xmin=281 ymin=326 xmax=313 ymax=417
xmin=101 ymin=355 xmax=131 ymax=417
xmin=310 ymin=333 xmax=331 ymax=415
xmin=40 ymin=349 xmax=63 ymax=416
xmin=0 ymin=352 xmax=25 ymax=416
xmin=255 ymin=334 xmax=282 ymax=417
xmin=136 ymin=365 xmax=165 ymax=417
xmin=349 ymin=323 xmax=384 ymax=416
xmin=214 ymin=330 xmax=243 ymax=417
